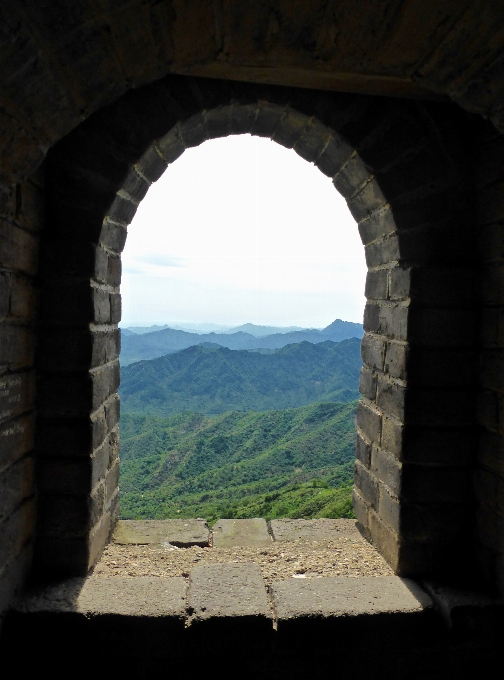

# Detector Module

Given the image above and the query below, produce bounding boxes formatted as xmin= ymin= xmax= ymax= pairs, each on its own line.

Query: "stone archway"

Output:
xmin=35 ymin=75 xmax=476 ymax=579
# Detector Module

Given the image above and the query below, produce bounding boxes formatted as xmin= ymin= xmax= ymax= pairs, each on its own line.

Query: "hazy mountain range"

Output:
xmin=120 ymin=318 xmax=363 ymax=366
xmin=120 ymin=338 xmax=361 ymax=416
xmin=123 ymin=322 xmax=309 ymax=336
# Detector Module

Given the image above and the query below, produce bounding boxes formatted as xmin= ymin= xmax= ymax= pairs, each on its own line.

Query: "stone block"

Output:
xmin=204 ymin=105 xmax=232 ymax=139
xmin=315 ymin=135 xmax=353 ymax=177
xmin=293 ymin=119 xmax=332 ymax=163
xmin=187 ymin=563 xmax=271 ymax=639
xmin=0 ymin=221 xmax=38 ymax=275
xmin=384 ymin=341 xmax=408 ymax=380
xmin=347 ymin=178 xmax=387 ymax=224
xmin=0 ymin=324 xmax=33 ymax=366
xmin=271 ymin=576 xmax=437 ymax=648
xmin=0 ymin=371 xmax=35 ymax=426
xmin=365 ymin=269 xmax=388 ymax=300
xmin=99 ymin=219 xmax=127 ymax=253
xmin=105 ymin=194 xmax=138 ymax=226
xmin=135 ymin=144 xmax=167 ymax=183
xmin=376 ymin=375 xmax=406 ymax=420
xmin=0 ymin=414 xmax=34 ymax=473
xmin=358 ymin=206 xmax=396 ymax=246
xmin=10 ymin=576 xmax=187 ymax=657
xmin=356 ymin=400 xmax=381 ymax=443
xmin=269 ymin=518 xmax=364 ymax=543
xmin=371 ymin=447 xmax=402 ymax=495
xmin=112 ymin=519 xmax=210 ymax=547
xmin=402 ymin=426 xmax=473 ymax=466
xmin=0 ymin=455 xmax=35 ymax=523
xmin=272 ymin=110 xmax=310 ymax=149
xmin=365 ymin=234 xmax=400 ymax=268
xmin=359 ymin=365 xmax=377 ymax=400
xmin=355 ymin=429 xmax=372 ymax=467
xmin=354 ymin=460 xmax=379 ymax=509
xmin=212 ymin=518 xmax=271 ymax=548
xmin=333 ymin=153 xmax=370 ymax=198
xmin=180 ymin=112 xmax=208 ymax=149
xmin=251 ymin=102 xmax=284 ymax=138
xmin=0 ymin=498 xmax=35 ymax=569
xmin=389 ymin=266 xmax=411 ymax=300
xmin=361 ymin=332 xmax=386 ymax=371
xmin=9 ymin=274 xmax=36 ymax=321
xmin=423 ymin=581 xmax=504 ymax=645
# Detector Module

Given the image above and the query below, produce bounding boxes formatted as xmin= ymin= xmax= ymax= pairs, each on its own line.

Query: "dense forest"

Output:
xmin=120 ymin=400 xmax=357 ymax=523
xmin=120 ymin=338 xmax=361 ymax=416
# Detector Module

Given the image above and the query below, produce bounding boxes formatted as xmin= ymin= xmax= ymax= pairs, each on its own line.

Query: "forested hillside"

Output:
xmin=120 ymin=338 xmax=361 ymax=416
xmin=120 ymin=401 xmax=357 ymax=523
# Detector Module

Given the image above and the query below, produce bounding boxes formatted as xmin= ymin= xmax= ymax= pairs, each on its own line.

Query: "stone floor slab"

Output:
xmin=269 ymin=518 xmax=364 ymax=543
xmin=188 ymin=563 xmax=272 ymax=641
xmin=212 ymin=518 xmax=271 ymax=547
xmin=8 ymin=576 xmax=188 ymax=658
xmin=270 ymin=575 xmax=439 ymax=648
xmin=112 ymin=519 xmax=209 ymax=547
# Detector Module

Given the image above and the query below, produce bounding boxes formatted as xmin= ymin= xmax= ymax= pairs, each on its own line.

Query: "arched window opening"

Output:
xmin=118 ymin=134 xmax=366 ymax=525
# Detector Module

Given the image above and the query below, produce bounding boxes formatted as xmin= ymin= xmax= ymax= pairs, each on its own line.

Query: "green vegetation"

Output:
xmin=120 ymin=338 xmax=361 ymax=416
xmin=120 ymin=401 xmax=357 ymax=523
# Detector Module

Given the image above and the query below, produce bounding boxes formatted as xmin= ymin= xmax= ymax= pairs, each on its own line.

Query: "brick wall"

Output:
xmin=0 ymin=171 xmax=43 ymax=615
xmin=34 ymin=76 xmax=481 ymax=583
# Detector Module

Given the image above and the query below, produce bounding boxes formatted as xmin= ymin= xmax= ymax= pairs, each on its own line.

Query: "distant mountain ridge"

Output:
xmin=120 ymin=338 xmax=361 ymax=416
xmin=120 ymin=318 xmax=363 ymax=365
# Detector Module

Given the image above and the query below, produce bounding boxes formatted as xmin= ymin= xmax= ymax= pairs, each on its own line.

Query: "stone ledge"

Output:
xmin=112 ymin=519 xmax=209 ymax=547
xmin=271 ymin=575 xmax=441 ymax=649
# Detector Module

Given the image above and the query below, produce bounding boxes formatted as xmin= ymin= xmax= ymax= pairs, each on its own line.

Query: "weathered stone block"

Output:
xmin=0 ymin=455 xmax=35 ymax=524
xmin=361 ymin=332 xmax=386 ymax=371
xmin=0 ymin=414 xmax=34 ymax=473
xmin=112 ymin=519 xmax=209 ymax=547
xmin=272 ymin=109 xmax=310 ymax=149
xmin=365 ymin=269 xmax=388 ymax=299
xmin=356 ymin=400 xmax=381 ymax=443
xmin=355 ymin=429 xmax=372 ymax=467
xmin=358 ymin=206 xmax=396 ymax=246
xmin=354 ymin=460 xmax=379 ymax=509
xmin=376 ymin=375 xmax=406 ymax=420
xmin=251 ymin=102 xmax=284 ymax=138
xmin=314 ymin=135 xmax=353 ymax=177
xmin=271 ymin=575 xmax=436 ymax=648
xmin=384 ymin=341 xmax=408 ymax=380
xmin=188 ymin=563 xmax=271 ymax=639
xmin=371 ymin=447 xmax=402 ymax=495
xmin=269 ymin=518 xmax=363 ymax=543
xmin=359 ymin=365 xmax=377 ymax=400
xmin=135 ymin=144 xmax=168 ymax=183
xmin=212 ymin=518 xmax=271 ymax=548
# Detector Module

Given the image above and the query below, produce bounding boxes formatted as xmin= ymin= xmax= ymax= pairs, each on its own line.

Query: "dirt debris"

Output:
xmin=94 ymin=533 xmax=393 ymax=586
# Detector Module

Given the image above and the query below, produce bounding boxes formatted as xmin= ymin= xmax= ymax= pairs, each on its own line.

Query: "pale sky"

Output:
xmin=121 ymin=134 xmax=366 ymax=328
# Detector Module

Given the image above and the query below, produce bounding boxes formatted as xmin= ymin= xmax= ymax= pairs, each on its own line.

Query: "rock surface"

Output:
xmin=212 ymin=518 xmax=272 ymax=548
xmin=112 ymin=519 xmax=209 ymax=547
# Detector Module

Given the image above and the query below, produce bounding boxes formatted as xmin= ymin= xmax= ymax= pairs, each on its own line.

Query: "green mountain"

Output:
xmin=120 ymin=401 xmax=357 ymax=523
xmin=120 ymin=338 xmax=361 ymax=416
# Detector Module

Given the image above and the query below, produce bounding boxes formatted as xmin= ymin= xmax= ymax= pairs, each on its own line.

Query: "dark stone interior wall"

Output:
xmin=0 ymin=71 xmax=503 ymax=626
xmin=474 ymin=119 xmax=504 ymax=593
xmin=37 ymin=75 xmax=481 ymax=582
xmin=0 ymin=171 xmax=43 ymax=616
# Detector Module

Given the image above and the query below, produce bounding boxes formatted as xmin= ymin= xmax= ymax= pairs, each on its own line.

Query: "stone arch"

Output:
xmin=35 ymin=75 xmax=476 ymax=579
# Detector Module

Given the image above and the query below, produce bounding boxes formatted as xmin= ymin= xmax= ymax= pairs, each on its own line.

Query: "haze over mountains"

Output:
xmin=120 ymin=318 xmax=363 ymax=366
